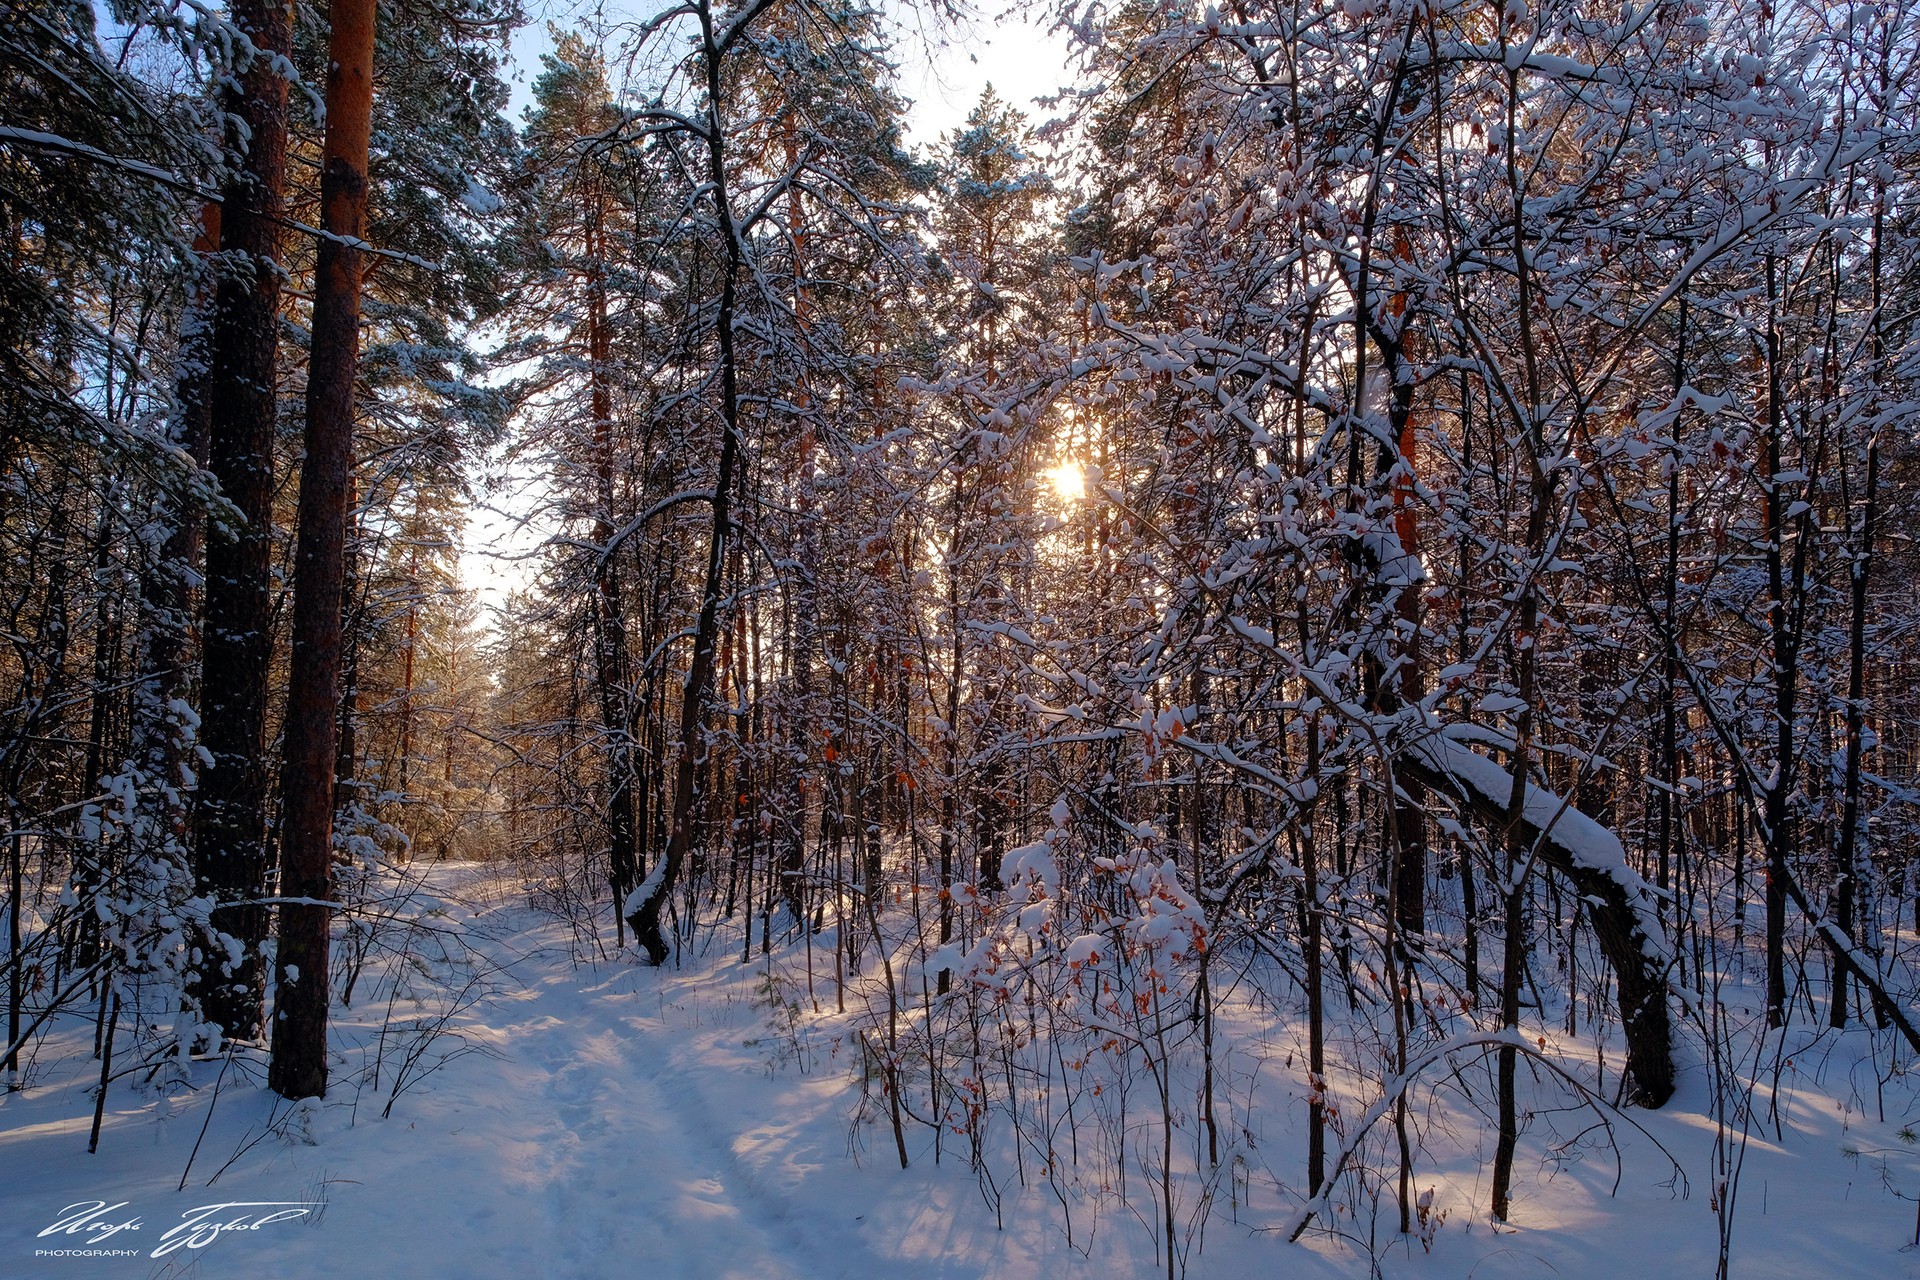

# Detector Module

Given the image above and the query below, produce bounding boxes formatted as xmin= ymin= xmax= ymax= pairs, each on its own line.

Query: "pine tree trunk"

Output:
xmin=192 ymin=0 xmax=293 ymax=1045
xmin=269 ymin=0 xmax=377 ymax=1100
xmin=584 ymin=185 xmax=639 ymax=939
xmin=1495 ymin=74 xmax=1546 ymax=1220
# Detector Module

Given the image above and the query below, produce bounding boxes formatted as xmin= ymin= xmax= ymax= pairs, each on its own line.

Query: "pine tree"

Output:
xmin=267 ymin=0 xmax=378 ymax=1101
xmin=192 ymin=0 xmax=295 ymax=1046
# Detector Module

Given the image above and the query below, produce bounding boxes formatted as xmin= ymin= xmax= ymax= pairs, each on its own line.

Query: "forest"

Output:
xmin=2 ymin=0 xmax=1920 ymax=1275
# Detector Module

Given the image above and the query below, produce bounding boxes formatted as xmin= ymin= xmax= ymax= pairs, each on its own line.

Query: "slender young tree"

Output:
xmin=625 ymin=0 xmax=759 ymax=965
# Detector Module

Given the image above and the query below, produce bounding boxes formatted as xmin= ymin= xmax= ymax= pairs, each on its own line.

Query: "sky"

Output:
xmin=891 ymin=2 xmax=1075 ymax=143
xmin=496 ymin=1 xmax=1071 ymax=144
xmin=459 ymin=1 xmax=1074 ymax=621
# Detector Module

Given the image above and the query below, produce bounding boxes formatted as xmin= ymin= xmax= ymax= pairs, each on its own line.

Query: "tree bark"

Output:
xmin=627 ymin=0 xmax=751 ymax=964
xmin=269 ymin=0 xmax=377 ymax=1100
xmin=1831 ymin=433 xmax=1877 ymax=1028
xmin=192 ymin=0 xmax=292 ymax=1045
xmin=583 ymin=180 xmax=640 ymax=941
xmin=1759 ymin=250 xmax=1809 ymax=1030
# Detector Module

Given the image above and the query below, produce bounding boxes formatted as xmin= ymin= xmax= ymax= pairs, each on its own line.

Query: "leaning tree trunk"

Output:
xmin=192 ymin=0 xmax=293 ymax=1046
xmin=1398 ymin=732 xmax=1676 ymax=1107
xmin=269 ymin=0 xmax=376 ymax=1100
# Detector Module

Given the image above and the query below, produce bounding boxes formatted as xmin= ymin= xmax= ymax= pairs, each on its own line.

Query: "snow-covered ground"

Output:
xmin=1 ymin=862 xmax=1917 ymax=1279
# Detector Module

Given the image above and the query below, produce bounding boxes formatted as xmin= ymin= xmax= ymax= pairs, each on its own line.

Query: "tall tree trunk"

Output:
xmin=1385 ymin=383 xmax=1426 ymax=941
xmin=1833 ymin=164 xmax=1887 ymax=1029
xmin=1760 ymin=250 xmax=1804 ymax=1031
xmin=192 ymin=0 xmax=292 ymax=1045
xmin=136 ymin=202 xmax=219 ymax=823
xmin=1495 ymin=62 xmax=1545 ymax=1220
xmin=1300 ymin=700 xmax=1327 ymax=1195
xmin=1831 ymin=436 xmax=1877 ymax=1028
xmin=269 ymin=0 xmax=377 ymax=1100
xmin=627 ymin=0 xmax=749 ymax=965
xmin=584 ymin=181 xmax=639 ymax=941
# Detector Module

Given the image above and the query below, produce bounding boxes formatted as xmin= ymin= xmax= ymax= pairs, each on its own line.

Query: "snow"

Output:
xmin=0 ymin=863 xmax=1915 ymax=1279
xmin=620 ymin=856 xmax=669 ymax=920
xmin=458 ymin=176 xmax=503 ymax=216
xmin=1000 ymin=827 xmax=1060 ymax=900
xmin=1063 ymin=934 xmax=1105 ymax=966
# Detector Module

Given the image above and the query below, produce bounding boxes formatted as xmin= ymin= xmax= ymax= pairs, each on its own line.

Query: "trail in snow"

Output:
xmin=199 ymin=867 xmax=908 ymax=1280
xmin=0 ymin=862 xmax=1917 ymax=1280
xmin=0 ymin=864 xmax=1102 ymax=1280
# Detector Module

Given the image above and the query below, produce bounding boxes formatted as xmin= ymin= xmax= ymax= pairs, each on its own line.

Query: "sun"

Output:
xmin=1044 ymin=462 xmax=1086 ymax=504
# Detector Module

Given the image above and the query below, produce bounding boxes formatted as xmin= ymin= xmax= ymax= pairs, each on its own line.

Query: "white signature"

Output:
xmin=38 ymin=1199 xmax=317 ymax=1258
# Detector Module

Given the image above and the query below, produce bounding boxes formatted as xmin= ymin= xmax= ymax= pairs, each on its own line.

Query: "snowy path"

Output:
xmin=254 ymin=874 xmax=912 ymax=1280
xmin=0 ymin=868 xmax=919 ymax=1280
xmin=486 ymin=963 xmax=892 ymax=1280
xmin=2 ymin=863 xmax=1918 ymax=1279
